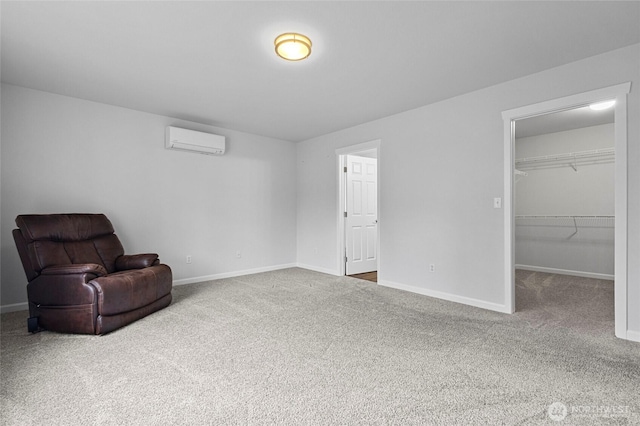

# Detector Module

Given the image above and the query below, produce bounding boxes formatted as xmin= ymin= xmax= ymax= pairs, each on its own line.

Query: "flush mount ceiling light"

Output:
xmin=274 ymin=33 xmax=311 ymax=61
xmin=589 ymin=100 xmax=616 ymax=111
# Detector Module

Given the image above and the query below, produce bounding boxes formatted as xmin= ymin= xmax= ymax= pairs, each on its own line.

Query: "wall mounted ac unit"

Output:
xmin=165 ymin=126 xmax=226 ymax=155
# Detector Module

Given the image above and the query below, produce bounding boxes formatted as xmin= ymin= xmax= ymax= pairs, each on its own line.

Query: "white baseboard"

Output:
xmin=172 ymin=263 xmax=298 ymax=286
xmin=515 ymin=264 xmax=614 ymax=281
xmin=5 ymin=269 xmax=638 ymax=343
xmin=378 ymin=279 xmax=512 ymax=314
xmin=295 ymin=263 xmax=340 ymax=276
xmin=0 ymin=302 xmax=28 ymax=314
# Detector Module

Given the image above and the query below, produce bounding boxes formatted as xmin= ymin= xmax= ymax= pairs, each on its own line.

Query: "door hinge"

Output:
xmin=345 ymin=256 xmax=348 ymax=263
xmin=344 ymin=166 xmax=347 ymax=173
xmin=344 ymin=211 xmax=347 ymax=217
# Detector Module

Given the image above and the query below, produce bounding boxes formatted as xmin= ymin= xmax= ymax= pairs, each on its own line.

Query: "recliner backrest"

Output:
xmin=15 ymin=214 xmax=125 ymax=276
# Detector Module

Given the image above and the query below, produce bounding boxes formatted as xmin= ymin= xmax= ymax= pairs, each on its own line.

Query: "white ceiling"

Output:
xmin=516 ymin=104 xmax=615 ymax=139
xmin=2 ymin=1 xmax=639 ymax=142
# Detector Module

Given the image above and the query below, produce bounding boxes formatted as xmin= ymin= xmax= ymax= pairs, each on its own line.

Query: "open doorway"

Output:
xmin=502 ymin=83 xmax=631 ymax=339
xmin=336 ymin=140 xmax=381 ymax=281
xmin=513 ymin=105 xmax=615 ymax=333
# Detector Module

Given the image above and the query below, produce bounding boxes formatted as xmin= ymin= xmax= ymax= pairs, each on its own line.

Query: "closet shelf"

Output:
xmin=515 ymin=216 xmax=614 ymax=237
xmin=515 ymin=215 xmax=614 ymax=219
xmin=516 ymin=215 xmax=613 ymax=231
xmin=515 ymin=148 xmax=614 ymax=171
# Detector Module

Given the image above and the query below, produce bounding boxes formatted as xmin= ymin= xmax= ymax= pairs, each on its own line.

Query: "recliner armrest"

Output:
xmin=115 ymin=254 xmax=159 ymax=271
xmin=41 ymin=264 xmax=108 ymax=276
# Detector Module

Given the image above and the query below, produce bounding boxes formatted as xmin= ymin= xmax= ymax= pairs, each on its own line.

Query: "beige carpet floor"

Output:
xmin=1 ymin=268 xmax=638 ymax=425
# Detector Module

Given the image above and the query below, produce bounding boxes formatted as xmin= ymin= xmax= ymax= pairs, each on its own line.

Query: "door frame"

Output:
xmin=336 ymin=140 xmax=381 ymax=277
xmin=502 ymin=82 xmax=631 ymax=339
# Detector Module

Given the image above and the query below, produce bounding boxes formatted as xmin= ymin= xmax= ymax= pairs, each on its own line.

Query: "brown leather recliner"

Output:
xmin=13 ymin=213 xmax=172 ymax=335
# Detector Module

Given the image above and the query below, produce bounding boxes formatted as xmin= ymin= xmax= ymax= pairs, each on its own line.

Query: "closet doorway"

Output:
xmin=502 ymin=83 xmax=630 ymax=339
xmin=514 ymin=106 xmax=615 ymax=333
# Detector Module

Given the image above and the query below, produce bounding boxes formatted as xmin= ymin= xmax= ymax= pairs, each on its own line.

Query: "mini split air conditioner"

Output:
xmin=165 ymin=126 xmax=226 ymax=155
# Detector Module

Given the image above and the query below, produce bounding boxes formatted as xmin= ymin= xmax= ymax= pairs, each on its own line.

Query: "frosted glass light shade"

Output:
xmin=274 ymin=33 xmax=312 ymax=61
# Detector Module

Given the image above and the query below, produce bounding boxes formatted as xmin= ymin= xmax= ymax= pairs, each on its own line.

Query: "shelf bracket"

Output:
xmin=567 ymin=216 xmax=578 ymax=239
xmin=570 ymin=154 xmax=578 ymax=172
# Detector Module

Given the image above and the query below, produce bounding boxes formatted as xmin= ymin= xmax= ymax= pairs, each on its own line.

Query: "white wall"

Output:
xmin=296 ymin=44 xmax=640 ymax=336
xmin=2 ymin=46 xmax=639 ymax=339
xmin=515 ymin=124 xmax=615 ymax=277
xmin=1 ymin=84 xmax=297 ymax=309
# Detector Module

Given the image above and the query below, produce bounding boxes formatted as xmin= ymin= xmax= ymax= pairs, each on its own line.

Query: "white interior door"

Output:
xmin=345 ymin=155 xmax=378 ymax=275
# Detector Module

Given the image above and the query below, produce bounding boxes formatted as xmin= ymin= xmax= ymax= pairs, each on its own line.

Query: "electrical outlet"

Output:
xmin=236 ymin=250 xmax=242 ymax=259
xmin=186 ymin=255 xmax=192 ymax=264
xmin=429 ymin=264 xmax=435 ymax=273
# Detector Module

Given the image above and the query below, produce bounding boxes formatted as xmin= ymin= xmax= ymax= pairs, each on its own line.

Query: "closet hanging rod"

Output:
xmin=515 ymin=216 xmax=614 ymax=235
